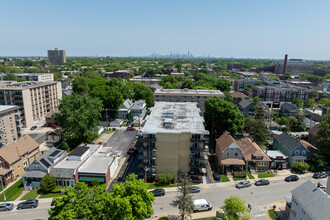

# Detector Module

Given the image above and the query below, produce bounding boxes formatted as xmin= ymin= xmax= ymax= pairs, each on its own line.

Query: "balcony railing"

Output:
xmin=190 ymin=138 xmax=209 ymax=143
xmin=190 ymin=154 xmax=208 ymax=161
xmin=190 ymin=146 xmax=208 ymax=152
xmin=190 ymin=162 xmax=207 ymax=168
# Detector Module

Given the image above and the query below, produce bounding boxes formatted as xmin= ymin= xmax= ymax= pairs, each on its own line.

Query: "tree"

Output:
xmin=295 ymin=98 xmax=303 ymax=109
xmin=224 ymin=91 xmax=234 ymax=103
xmin=3 ymin=74 xmax=17 ymax=80
xmin=215 ymin=79 xmax=231 ymax=92
xmin=160 ymin=75 xmax=177 ymax=89
xmin=40 ymin=174 xmax=56 ymax=193
xmin=157 ymin=173 xmax=175 ymax=185
xmin=283 ymin=72 xmax=291 ymax=80
xmin=204 ymin=97 xmax=244 ymax=149
xmin=318 ymin=98 xmax=330 ymax=108
xmin=221 ymin=195 xmax=251 ymax=220
xmin=305 ymin=98 xmax=316 ymax=108
xmin=251 ymin=73 xmax=259 ymax=78
xmin=317 ymin=114 xmax=330 ymax=154
xmin=244 ymin=117 xmax=269 ymax=145
xmin=170 ymin=172 xmax=194 ymax=220
xmin=248 ymin=97 xmax=260 ymax=106
xmin=311 ymin=153 xmax=327 ymax=168
xmin=55 ymin=94 xmax=103 ymax=147
xmin=293 ymin=162 xmax=309 ymax=174
xmin=181 ymin=78 xmax=194 ymax=89
xmin=49 ymin=174 xmax=154 ymax=220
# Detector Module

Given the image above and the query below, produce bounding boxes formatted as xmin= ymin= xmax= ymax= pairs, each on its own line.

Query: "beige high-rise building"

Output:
xmin=48 ymin=48 xmax=66 ymax=66
xmin=139 ymin=102 xmax=209 ymax=182
xmin=0 ymin=105 xmax=22 ymax=147
xmin=153 ymin=89 xmax=224 ymax=113
xmin=0 ymin=81 xmax=62 ymax=127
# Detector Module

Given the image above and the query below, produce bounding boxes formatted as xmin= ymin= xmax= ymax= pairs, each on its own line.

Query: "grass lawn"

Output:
xmin=0 ymin=179 xmax=24 ymax=202
xmin=233 ymin=177 xmax=246 ymax=181
xmin=21 ymin=191 xmax=39 ymax=200
xmin=268 ymin=209 xmax=280 ymax=220
xmin=220 ymin=175 xmax=230 ymax=182
xmin=194 ymin=217 xmax=217 ymax=220
xmin=39 ymin=193 xmax=62 ymax=199
xmin=258 ymin=172 xmax=274 ymax=178
xmin=248 ymin=173 xmax=255 ymax=179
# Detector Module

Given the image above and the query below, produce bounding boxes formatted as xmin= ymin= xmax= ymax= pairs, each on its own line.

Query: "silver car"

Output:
xmin=0 ymin=203 xmax=14 ymax=211
xmin=235 ymin=181 xmax=251 ymax=189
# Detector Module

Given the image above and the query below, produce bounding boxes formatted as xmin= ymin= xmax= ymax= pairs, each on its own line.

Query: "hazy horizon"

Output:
xmin=1 ymin=0 xmax=330 ymax=59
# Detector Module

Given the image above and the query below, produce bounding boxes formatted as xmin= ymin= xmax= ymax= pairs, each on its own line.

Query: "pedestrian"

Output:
xmin=248 ymin=204 xmax=251 ymax=212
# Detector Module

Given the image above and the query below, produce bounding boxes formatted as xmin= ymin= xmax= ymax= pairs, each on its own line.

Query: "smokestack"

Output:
xmin=283 ymin=54 xmax=288 ymax=74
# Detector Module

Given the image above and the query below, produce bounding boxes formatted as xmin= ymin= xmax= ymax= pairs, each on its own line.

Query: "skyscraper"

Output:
xmin=48 ymin=48 xmax=66 ymax=65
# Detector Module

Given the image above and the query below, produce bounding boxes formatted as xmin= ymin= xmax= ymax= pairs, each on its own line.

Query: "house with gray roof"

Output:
xmin=22 ymin=147 xmax=67 ymax=189
xmin=130 ymin=100 xmax=147 ymax=119
xmin=238 ymin=99 xmax=254 ymax=116
xmin=280 ymin=103 xmax=298 ymax=116
xmin=118 ymin=99 xmax=133 ymax=119
xmin=273 ymin=133 xmax=308 ymax=167
xmin=289 ymin=180 xmax=330 ymax=220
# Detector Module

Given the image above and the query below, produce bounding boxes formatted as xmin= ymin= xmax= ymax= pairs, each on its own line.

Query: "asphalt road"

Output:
xmin=105 ymin=130 xmax=137 ymax=153
xmin=0 ymin=200 xmax=50 ymax=220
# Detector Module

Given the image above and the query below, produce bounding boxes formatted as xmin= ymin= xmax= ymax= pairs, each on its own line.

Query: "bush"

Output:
xmin=233 ymin=171 xmax=246 ymax=178
xmin=158 ymin=217 xmax=169 ymax=220
xmin=293 ymin=162 xmax=309 ymax=174
xmin=157 ymin=173 xmax=175 ymax=185
xmin=40 ymin=174 xmax=56 ymax=193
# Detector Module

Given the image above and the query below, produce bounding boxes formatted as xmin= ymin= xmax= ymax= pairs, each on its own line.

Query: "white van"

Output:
xmin=193 ymin=199 xmax=212 ymax=212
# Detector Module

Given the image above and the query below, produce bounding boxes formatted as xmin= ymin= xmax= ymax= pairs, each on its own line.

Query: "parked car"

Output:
xmin=235 ymin=181 xmax=251 ymax=189
xmin=188 ymin=186 xmax=201 ymax=193
xmin=127 ymin=126 xmax=136 ymax=131
xmin=0 ymin=203 xmax=14 ymax=211
xmin=285 ymin=175 xmax=299 ymax=182
xmin=313 ymin=172 xmax=328 ymax=179
xmin=150 ymin=188 xmax=165 ymax=197
xmin=255 ymin=179 xmax=270 ymax=186
xmin=30 ymin=126 xmax=37 ymax=130
xmin=51 ymin=124 xmax=59 ymax=129
xmin=17 ymin=199 xmax=38 ymax=209
xmin=213 ymin=172 xmax=221 ymax=181
xmin=127 ymin=147 xmax=138 ymax=156
xmin=193 ymin=199 xmax=212 ymax=212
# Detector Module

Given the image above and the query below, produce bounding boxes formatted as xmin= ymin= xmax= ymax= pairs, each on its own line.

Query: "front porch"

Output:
xmin=220 ymin=158 xmax=245 ymax=175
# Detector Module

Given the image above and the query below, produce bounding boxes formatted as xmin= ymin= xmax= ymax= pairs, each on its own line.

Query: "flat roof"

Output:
xmin=0 ymin=105 xmax=19 ymax=113
xmin=78 ymin=148 xmax=115 ymax=174
xmin=141 ymin=102 xmax=208 ymax=134
xmin=264 ymin=150 xmax=287 ymax=159
xmin=0 ymin=81 xmax=59 ymax=90
xmin=154 ymin=89 xmax=224 ymax=96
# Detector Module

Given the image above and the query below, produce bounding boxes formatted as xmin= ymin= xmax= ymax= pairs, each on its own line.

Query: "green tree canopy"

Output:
xmin=181 ymin=78 xmax=195 ymax=89
xmin=3 ymin=74 xmax=17 ymax=80
xmin=221 ymin=195 xmax=251 ymax=220
xmin=317 ymin=114 xmax=330 ymax=154
xmin=49 ymin=174 xmax=154 ymax=220
xmin=40 ymin=174 xmax=56 ymax=193
xmin=215 ymin=79 xmax=231 ymax=92
xmin=204 ymin=97 xmax=244 ymax=148
xmin=55 ymin=94 xmax=103 ymax=147
xmin=248 ymin=97 xmax=260 ymax=106
xmin=295 ymin=98 xmax=303 ymax=109
xmin=160 ymin=75 xmax=178 ymax=89
xmin=244 ymin=117 xmax=269 ymax=146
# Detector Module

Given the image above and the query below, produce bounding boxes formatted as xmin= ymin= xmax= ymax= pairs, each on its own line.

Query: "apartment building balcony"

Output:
xmin=190 ymin=146 xmax=208 ymax=152
xmin=190 ymin=154 xmax=208 ymax=161
xmin=190 ymin=161 xmax=207 ymax=168
xmin=190 ymin=137 xmax=209 ymax=143
xmin=139 ymin=137 xmax=156 ymax=142
xmin=189 ymin=168 xmax=207 ymax=176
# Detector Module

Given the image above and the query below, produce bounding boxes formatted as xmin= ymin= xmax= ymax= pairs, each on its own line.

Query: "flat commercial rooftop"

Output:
xmin=154 ymin=89 xmax=224 ymax=96
xmin=0 ymin=105 xmax=19 ymax=113
xmin=78 ymin=149 xmax=115 ymax=174
xmin=141 ymin=102 xmax=209 ymax=134
xmin=0 ymin=81 xmax=59 ymax=90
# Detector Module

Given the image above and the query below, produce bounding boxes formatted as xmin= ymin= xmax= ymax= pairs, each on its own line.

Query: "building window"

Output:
xmin=5 ymin=172 xmax=11 ymax=179
xmin=23 ymin=161 xmax=28 ymax=168
xmin=234 ymin=152 xmax=238 ymax=157
xmin=226 ymin=152 xmax=229 ymax=157
xmin=295 ymin=150 xmax=299 ymax=155
xmin=302 ymin=150 xmax=306 ymax=155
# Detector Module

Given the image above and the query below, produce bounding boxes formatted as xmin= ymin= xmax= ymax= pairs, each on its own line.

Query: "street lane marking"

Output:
xmin=119 ymin=171 xmax=124 ymax=173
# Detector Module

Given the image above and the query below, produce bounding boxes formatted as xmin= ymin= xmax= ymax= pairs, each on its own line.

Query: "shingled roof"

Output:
xmin=273 ymin=133 xmax=305 ymax=151
xmin=216 ymin=131 xmax=239 ymax=153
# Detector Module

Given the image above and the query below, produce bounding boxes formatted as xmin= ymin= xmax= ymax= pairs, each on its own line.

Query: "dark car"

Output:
xmin=127 ymin=147 xmax=138 ymax=156
xmin=30 ymin=126 xmax=37 ymax=130
xmin=255 ymin=179 xmax=270 ymax=186
xmin=150 ymin=188 xmax=165 ymax=197
xmin=313 ymin=172 xmax=328 ymax=179
xmin=235 ymin=181 xmax=251 ymax=189
xmin=127 ymin=126 xmax=136 ymax=131
xmin=0 ymin=203 xmax=14 ymax=211
xmin=188 ymin=186 xmax=201 ymax=193
xmin=285 ymin=175 xmax=299 ymax=182
xmin=213 ymin=172 xmax=221 ymax=181
xmin=17 ymin=199 xmax=38 ymax=209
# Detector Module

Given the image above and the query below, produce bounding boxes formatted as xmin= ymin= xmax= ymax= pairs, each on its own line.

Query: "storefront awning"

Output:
xmin=79 ymin=176 xmax=105 ymax=182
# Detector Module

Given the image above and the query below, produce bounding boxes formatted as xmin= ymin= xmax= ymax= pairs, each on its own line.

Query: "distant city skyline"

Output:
xmin=1 ymin=1 xmax=330 ymax=60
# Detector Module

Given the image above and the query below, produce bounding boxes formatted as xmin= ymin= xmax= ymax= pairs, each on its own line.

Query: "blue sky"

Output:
xmin=1 ymin=0 xmax=329 ymax=59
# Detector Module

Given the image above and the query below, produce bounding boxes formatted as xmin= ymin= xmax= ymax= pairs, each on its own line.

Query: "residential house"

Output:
xmin=46 ymin=130 xmax=63 ymax=142
xmin=280 ymin=103 xmax=298 ymax=116
xmin=265 ymin=150 xmax=288 ymax=169
xmin=130 ymin=100 xmax=147 ymax=119
xmin=299 ymin=140 xmax=318 ymax=161
xmin=238 ymin=99 xmax=254 ymax=117
xmin=22 ymin=147 xmax=66 ymax=189
xmin=117 ymin=99 xmax=133 ymax=119
xmin=215 ymin=132 xmax=271 ymax=173
xmin=229 ymin=91 xmax=248 ymax=105
xmin=45 ymin=109 xmax=60 ymax=127
xmin=288 ymin=180 xmax=330 ymax=220
xmin=273 ymin=133 xmax=309 ymax=167
xmin=0 ymin=135 xmax=40 ymax=186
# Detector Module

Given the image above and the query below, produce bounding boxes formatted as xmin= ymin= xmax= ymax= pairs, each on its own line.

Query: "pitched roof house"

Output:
xmin=280 ymin=103 xmax=298 ymax=116
xmin=117 ymin=99 xmax=133 ymax=119
xmin=273 ymin=133 xmax=309 ymax=167
xmin=215 ymin=132 xmax=271 ymax=173
xmin=0 ymin=135 xmax=40 ymax=186
xmin=238 ymin=99 xmax=254 ymax=117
